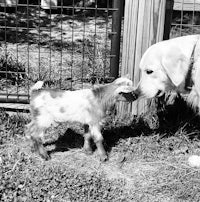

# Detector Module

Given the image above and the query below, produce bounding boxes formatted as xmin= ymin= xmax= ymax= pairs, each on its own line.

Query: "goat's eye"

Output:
xmin=146 ymin=70 xmax=153 ymax=75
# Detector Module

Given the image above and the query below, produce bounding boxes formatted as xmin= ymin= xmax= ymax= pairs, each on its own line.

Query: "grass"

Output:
xmin=1 ymin=7 xmax=200 ymax=202
xmin=1 ymin=96 xmax=200 ymax=201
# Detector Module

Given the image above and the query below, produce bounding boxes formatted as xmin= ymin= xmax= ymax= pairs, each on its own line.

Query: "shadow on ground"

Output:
xmin=157 ymin=94 xmax=200 ymax=137
xmin=44 ymin=94 xmax=200 ymax=157
xmin=45 ymin=117 xmax=152 ymax=156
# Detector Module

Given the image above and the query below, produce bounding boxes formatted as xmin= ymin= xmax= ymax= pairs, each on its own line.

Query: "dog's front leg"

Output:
xmin=90 ymin=125 xmax=107 ymax=161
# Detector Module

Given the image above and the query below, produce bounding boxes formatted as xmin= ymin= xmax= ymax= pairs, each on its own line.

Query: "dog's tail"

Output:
xmin=30 ymin=81 xmax=44 ymax=94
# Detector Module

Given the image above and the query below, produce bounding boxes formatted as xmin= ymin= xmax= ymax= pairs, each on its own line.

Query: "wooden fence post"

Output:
xmin=120 ymin=0 xmax=167 ymax=115
xmin=163 ymin=0 xmax=174 ymax=40
xmin=110 ymin=0 xmax=124 ymax=79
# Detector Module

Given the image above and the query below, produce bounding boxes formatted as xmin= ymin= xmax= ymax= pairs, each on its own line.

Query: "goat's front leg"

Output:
xmin=26 ymin=122 xmax=50 ymax=160
xmin=83 ymin=124 xmax=93 ymax=155
xmin=90 ymin=125 xmax=107 ymax=161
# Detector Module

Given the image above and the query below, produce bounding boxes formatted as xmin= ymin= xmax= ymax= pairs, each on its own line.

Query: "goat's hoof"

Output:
xmin=40 ymin=153 xmax=51 ymax=161
xmin=38 ymin=149 xmax=51 ymax=161
xmin=84 ymin=148 xmax=93 ymax=155
xmin=100 ymin=154 xmax=108 ymax=162
xmin=31 ymin=146 xmax=36 ymax=153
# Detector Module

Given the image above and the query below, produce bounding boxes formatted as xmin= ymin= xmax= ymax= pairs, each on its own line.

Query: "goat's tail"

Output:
xmin=30 ymin=81 xmax=44 ymax=93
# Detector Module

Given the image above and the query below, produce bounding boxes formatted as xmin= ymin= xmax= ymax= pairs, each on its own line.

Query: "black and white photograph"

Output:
xmin=0 ymin=0 xmax=200 ymax=201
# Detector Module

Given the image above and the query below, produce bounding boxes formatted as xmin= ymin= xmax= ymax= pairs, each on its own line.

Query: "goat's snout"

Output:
xmin=119 ymin=87 xmax=140 ymax=102
xmin=119 ymin=92 xmax=136 ymax=102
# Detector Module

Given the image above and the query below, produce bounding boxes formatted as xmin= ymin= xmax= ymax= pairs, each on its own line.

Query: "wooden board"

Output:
xmin=0 ymin=0 xmax=18 ymax=7
xmin=41 ymin=0 xmax=58 ymax=9
xmin=174 ymin=0 xmax=200 ymax=11
xmin=120 ymin=0 xmax=166 ymax=115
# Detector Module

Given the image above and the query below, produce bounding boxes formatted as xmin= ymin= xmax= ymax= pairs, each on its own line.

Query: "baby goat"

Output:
xmin=26 ymin=77 xmax=133 ymax=161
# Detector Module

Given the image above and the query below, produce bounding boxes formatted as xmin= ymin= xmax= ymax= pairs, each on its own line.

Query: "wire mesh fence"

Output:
xmin=0 ymin=0 xmax=123 ymax=106
xmin=171 ymin=0 xmax=200 ymax=38
xmin=1 ymin=0 xmax=200 ymax=111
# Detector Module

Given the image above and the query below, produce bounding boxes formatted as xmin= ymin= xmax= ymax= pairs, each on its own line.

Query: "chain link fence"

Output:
xmin=0 ymin=0 xmax=123 ymax=109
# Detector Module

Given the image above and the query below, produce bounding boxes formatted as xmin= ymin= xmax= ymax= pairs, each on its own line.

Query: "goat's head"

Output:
xmin=112 ymin=76 xmax=136 ymax=102
xmin=113 ymin=76 xmax=133 ymax=87
xmin=92 ymin=76 xmax=135 ymax=113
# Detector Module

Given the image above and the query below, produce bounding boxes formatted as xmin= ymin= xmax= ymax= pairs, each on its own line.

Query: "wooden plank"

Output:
xmin=41 ymin=0 xmax=58 ymax=9
xmin=175 ymin=0 xmax=200 ymax=3
xmin=0 ymin=103 xmax=30 ymax=113
xmin=174 ymin=0 xmax=200 ymax=11
xmin=164 ymin=0 xmax=174 ymax=40
xmin=120 ymin=0 xmax=140 ymax=114
xmin=120 ymin=0 xmax=167 ymax=115
xmin=0 ymin=0 xmax=18 ymax=7
xmin=110 ymin=0 xmax=124 ymax=78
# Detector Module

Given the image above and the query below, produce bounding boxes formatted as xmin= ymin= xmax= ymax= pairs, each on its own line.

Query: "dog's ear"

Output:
xmin=161 ymin=48 xmax=190 ymax=87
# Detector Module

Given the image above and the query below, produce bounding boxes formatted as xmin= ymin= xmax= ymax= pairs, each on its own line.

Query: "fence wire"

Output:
xmin=171 ymin=0 xmax=200 ymax=38
xmin=0 ymin=0 xmax=122 ymax=106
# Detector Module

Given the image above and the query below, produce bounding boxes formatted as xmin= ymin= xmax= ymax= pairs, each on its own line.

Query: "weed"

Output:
xmin=1 ymin=108 xmax=200 ymax=201
xmin=0 ymin=47 xmax=26 ymax=85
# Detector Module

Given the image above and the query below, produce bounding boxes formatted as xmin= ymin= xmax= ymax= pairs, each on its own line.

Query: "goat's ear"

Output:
xmin=161 ymin=48 xmax=189 ymax=87
xmin=115 ymin=86 xmax=134 ymax=95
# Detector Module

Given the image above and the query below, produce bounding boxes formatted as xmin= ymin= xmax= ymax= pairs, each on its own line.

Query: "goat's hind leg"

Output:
xmin=83 ymin=124 xmax=93 ymax=155
xmin=25 ymin=121 xmax=50 ymax=160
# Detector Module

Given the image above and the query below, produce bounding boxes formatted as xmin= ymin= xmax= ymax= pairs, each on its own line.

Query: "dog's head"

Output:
xmin=133 ymin=39 xmax=192 ymax=99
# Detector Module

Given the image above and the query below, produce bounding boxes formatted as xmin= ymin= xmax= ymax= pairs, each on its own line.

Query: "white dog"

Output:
xmin=131 ymin=34 xmax=200 ymax=111
xmin=26 ymin=77 xmax=133 ymax=161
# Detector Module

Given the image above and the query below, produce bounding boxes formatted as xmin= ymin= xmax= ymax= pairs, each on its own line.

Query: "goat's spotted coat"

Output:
xmin=26 ymin=77 xmax=133 ymax=161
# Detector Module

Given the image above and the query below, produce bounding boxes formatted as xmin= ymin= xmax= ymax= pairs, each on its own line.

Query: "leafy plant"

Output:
xmin=0 ymin=47 xmax=26 ymax=85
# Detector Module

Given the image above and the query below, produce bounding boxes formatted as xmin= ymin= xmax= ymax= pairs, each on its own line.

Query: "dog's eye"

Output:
xmin=146 ymin=70 xmax=153 ymax=75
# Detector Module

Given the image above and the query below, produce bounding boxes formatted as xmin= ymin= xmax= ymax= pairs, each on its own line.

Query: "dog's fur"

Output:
xmin=26 ymin=77 xmax=133 ymax=161
xmin=132 ymin=35 xmax=200 ymax=112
